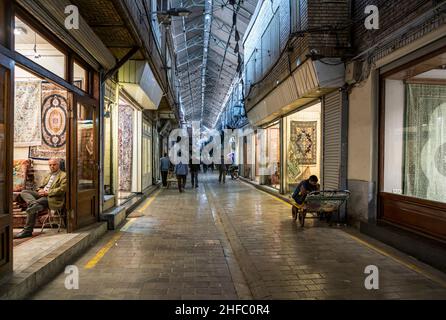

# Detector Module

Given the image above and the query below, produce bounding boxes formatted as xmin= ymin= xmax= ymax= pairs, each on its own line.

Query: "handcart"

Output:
xmin=291 ymin=190 xmax=351 ymax=227
xmin=166 ymin=170 xmax=178 ymax=189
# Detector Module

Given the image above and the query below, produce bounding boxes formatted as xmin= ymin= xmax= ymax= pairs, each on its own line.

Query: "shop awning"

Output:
xmin=118 ymin=60 xmax=163 ymax=110
xmin=247 ymin=58 xmax=345 ymax=126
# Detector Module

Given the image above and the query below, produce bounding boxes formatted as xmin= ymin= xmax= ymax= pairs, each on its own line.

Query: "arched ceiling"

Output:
xmin=170 ymin=0 xmax=258 ymax=129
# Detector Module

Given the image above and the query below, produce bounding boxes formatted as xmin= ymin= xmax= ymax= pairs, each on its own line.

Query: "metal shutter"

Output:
xmin=323 ymin=91 xmax=343 ymax=190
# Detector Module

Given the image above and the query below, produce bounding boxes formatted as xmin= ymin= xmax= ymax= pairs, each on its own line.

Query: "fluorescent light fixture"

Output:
xmin=166 ymin=8 xmax=191 ymax=17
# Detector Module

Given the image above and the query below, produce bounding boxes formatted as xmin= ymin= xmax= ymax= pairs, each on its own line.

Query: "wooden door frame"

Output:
xmin=0 ymin=52 xmax=14 ymax=278
xmin=70 ymin=94 xmax=100 ymax=231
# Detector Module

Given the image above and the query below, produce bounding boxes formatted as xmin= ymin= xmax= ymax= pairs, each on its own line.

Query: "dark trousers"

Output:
xmin=191 ymin=172 xmax=199 ymax=188
xmin=177 ymin=175 xmax=186 ymax=192
xmin=219 ymin=170 xmax=226 ymax=183
xmin=161 ymin=170 xmax=168 ymax=187
xmin=20 ymin=190 xmax=49 ymax=233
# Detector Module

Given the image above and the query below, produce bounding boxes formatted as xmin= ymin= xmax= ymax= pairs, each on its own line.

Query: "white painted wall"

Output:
xmin=383 ymin=80 xmax=405 ymax=194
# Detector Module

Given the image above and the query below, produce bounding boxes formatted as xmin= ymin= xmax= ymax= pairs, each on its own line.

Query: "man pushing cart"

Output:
xmin=291 ymin=176 xmax=350 ymax=227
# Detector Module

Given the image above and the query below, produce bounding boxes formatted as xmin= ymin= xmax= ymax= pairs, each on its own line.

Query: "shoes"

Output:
xmin=14 ymin=230 xmax=33 ymax=239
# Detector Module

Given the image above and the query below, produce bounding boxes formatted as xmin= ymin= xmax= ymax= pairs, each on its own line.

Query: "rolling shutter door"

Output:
xmin=323 ymin=91 xmax=343 ymax=190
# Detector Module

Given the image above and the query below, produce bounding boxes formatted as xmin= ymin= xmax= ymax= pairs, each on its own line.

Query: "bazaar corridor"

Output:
xmin=31 ymin=174 xmax=446 ymax=300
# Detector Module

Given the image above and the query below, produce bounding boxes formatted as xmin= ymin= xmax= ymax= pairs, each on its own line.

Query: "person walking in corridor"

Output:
xmin=160 ymin=153 xmax=170 ymax=188
xmin=219 ymin=156 xmax=228 ymax=184
xmin=189 ymin=159 xmax=200 ymax=189
xmin=175 ymin=161 xmax=188 ymax=193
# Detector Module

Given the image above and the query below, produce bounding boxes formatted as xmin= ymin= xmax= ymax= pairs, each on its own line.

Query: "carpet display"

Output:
xmin=29 ymin=82 xmax=67 ymax=160
xmin=14 ymin=81 xmax=42 ymax=147
xmin=12 ymin=159 xmax=31 ymax=192
xmin=78 ymin=122 xmax=95 ymax=187
xmin=289 ymin=121 xmax=317 ymax=165
xmin=118 ymin=104 xmax=134 ymax=191
xmin=287 ymin=121 xmax=318 ymax=185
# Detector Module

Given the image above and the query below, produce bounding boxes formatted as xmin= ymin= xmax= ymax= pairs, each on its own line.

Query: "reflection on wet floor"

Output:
xmin=31 ymin=173 xmax=446 ymax=300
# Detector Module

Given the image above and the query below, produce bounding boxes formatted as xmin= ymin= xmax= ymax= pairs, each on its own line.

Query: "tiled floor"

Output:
xmin=31 ymin=174 xmax=446 ymax=300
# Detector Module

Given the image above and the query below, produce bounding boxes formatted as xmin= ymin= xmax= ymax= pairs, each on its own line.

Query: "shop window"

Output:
xmin=73 ymin=62 xmax=88 ymax=92
xmin=14 ymin=17 xmax=66 ymax=79
xmin=283 ymin=103 xmax=322 ymax=194
xmin=77 ymin=104 xmax=95 ymax=191
xmin=255 ymin=122 xmax=281 ymax=189
xmin=142 ymin=120 xmax=152 ymax=190
xmin=13 ymin=65 xmax=68 ymax=233
xmin=383 ymin=54 xmax=446 ymax=204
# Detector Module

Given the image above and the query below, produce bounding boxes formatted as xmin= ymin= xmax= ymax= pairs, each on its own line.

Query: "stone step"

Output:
xmin=0 ymin=222 xmax=107 ymax=300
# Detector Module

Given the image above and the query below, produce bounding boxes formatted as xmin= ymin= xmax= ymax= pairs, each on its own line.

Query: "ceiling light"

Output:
xmin=14 ymin=27 xmax=27 ymax=36
xmin=33 ymin=33 xmax=41 ymax=59
xmin=166 ymin=8 xmax=191 ymax=17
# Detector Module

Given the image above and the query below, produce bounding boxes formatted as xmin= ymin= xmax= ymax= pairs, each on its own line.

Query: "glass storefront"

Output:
xmin=283 ymin=103 xmax=322 ymax=194
xmin=380 ymin=49 xmax=446 ymax=240
xmin=255 ymin=122 xmax=281 ymax=190
xmin=142 ymin=119 xmax=152 ymax=190
xmin=10 ymin=13 xmax=100 ymax=237
xmin=383 ymin=55 xmax=446 ymax=203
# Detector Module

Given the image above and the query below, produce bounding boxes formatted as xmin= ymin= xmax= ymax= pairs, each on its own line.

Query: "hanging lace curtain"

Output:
xmin=405 ymin=84 xmax=446 ymax=203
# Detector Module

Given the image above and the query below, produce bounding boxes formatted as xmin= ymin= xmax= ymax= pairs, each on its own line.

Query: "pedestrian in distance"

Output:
xmin=175 ymin=161 xmax=188 ymax=193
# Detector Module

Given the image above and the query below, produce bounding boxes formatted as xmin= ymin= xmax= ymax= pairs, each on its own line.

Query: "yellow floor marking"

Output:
xmin=134 ymin=189 xmax=162 ymax=214
xmin=84 ymin=233 xmax=122 ymax=269
xmin=255 ymin=187 xmax=293 ymax=207
xmin=346 ymin=233 xmax=446 ymax=288
xmin=84 ymin=191 xmax=161 ymax=269
xmin=251 ymin=182 xmax=446 ymax=288
xmin=120 ymin=218 xmax=137 ymax=232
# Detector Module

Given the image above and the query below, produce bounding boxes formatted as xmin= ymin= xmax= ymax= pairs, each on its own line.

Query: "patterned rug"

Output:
xmin=29 ymin=82 xmax=67 ymax=160
xmin=118 ymin=104 xmax=134 ymax=191
xmin=14 ymin=81 xmax=42 ymax=147
xmin=289 ymin=121 xmax=318 ymax=165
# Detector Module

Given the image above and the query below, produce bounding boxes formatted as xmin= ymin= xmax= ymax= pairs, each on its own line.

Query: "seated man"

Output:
xmin=292 ymin=175 xmax=320 ymax=218
xmin=14 ymin=158 xmax=67 ymax=239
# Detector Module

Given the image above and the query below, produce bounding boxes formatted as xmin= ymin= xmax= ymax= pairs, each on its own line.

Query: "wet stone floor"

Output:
xmin=31 ymin=174 xmax=446 ymax=300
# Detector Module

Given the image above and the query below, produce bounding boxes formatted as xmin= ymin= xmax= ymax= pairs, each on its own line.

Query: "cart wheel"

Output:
xmin=298 ymin=212 xmax=306 ymax=227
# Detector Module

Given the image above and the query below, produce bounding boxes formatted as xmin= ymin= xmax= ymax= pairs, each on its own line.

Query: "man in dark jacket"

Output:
xmin=292 ymin=175 xmax=320 ymax=205
xmin=292 ymin=175 xmax=320 ymax=219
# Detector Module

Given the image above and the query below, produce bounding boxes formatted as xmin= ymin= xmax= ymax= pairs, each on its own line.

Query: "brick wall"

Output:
xmin=352 ymin=0 xmax=439 ymax=56
xmin=245 ymin=0 xmax=350 ymax=112
xmin=308 ymin=0 xmax=350 ymax=57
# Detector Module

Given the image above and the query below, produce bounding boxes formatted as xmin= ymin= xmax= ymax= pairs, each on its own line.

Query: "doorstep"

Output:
xmin=100 ymin=183 xmax=161 ymax=230
xmin=0 ymin=222 xmax=107 ymax=300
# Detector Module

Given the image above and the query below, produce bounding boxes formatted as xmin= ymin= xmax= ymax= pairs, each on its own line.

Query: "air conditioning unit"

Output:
xmin=345 ymin=61 xmax=363 ymax=85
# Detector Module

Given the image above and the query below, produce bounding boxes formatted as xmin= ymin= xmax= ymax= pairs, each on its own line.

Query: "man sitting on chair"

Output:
xmin=14 ymin=158 xmax=67 ymax=239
